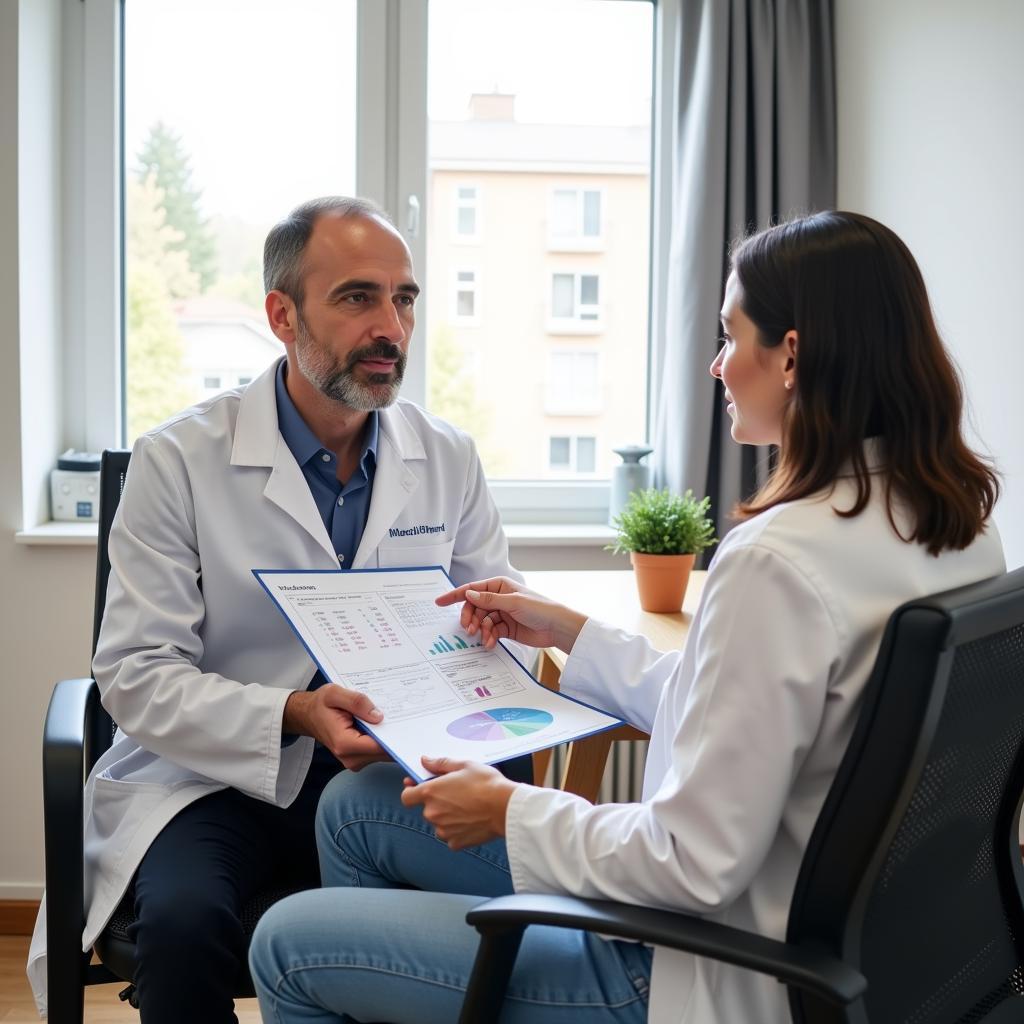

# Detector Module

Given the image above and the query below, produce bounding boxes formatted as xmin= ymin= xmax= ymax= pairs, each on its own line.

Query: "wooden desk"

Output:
xmin=523 ymin=569 xmax=706 ymax=799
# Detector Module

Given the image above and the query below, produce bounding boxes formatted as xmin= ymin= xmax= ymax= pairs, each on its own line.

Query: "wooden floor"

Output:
xmin=0 ymin=936 xmax=263 ymax=1022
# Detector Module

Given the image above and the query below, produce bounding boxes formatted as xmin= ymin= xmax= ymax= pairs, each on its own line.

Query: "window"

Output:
xmin=68 ymin=0 xmax=667 ymax=527
xmin=549 ymin=187 xmax=604 ymax=249
xmin=550 ymin=272 xmax=601 ymax=328
xmin=546 ymin=350 xmax=601 ymax=415
xmin=453 ymin=185 xmax=480 ymax=241
xmin=122 ymin=0 xmax=358 ymax=442
xmin=452 ymin=269 xmax=480 ymax=323
xmin=548 ymin=435 xmax=598 ymax=475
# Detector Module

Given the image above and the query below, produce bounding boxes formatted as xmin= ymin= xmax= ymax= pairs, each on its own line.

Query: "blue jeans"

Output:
xmin=249 ymin=763 xmax=652 ymax=1023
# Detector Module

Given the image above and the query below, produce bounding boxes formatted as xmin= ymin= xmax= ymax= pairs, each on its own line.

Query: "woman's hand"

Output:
xmin=400 ymin=757 xmax=517 ymax=850
xmin=436 ymin=577 xmax=588 ymax=654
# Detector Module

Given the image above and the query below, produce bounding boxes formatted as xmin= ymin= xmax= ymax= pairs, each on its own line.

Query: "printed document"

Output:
xmin=254 ymin=567 xmax=623 ymax=781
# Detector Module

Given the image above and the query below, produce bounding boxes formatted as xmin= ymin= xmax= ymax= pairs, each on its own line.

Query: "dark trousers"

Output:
xmin=126 ymin=752 xmax=532 ymax=1023
xmin=128 ymin=756 xmax=341 ymax=1023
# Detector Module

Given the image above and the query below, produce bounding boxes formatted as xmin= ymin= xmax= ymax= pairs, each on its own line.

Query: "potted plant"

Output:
xmin=609 ymin=487 xmax=716 ymax=612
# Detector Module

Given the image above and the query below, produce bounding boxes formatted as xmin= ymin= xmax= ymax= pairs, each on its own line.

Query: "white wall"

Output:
xmin=0 ymin=0 xmax=97 ymax=903
xmin=835 ymin=0 xmax=1024 ymax=569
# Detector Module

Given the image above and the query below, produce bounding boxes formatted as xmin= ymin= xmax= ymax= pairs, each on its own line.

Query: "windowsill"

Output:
xmin=15 ymin=521 xmax=615 ymax=549
xmin=16 ymin=521 xmax=99 ymax=545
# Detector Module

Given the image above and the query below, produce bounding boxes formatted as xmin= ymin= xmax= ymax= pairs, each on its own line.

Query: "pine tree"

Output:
xmin=136 ymin=121 xmax=218 ymax=291
xmin=124 ymin=173 xmax=195 ymax=437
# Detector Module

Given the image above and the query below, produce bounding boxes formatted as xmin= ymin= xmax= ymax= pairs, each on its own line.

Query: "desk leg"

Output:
xmin=533 ymin=651 xmax=562 ymax=786
xmin=560 ymin=730 xmax=615 ymax=804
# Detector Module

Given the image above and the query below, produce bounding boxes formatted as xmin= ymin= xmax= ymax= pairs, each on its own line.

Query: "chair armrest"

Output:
xmin=43 ymin=677 xmax=101 ymax=1014
xmin=465 ymin=894 xmax=866 ymax=1006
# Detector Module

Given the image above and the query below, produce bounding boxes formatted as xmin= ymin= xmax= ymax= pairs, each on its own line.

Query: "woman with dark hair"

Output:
xmin=248 ymin=211 xmax=1005 ymax=1024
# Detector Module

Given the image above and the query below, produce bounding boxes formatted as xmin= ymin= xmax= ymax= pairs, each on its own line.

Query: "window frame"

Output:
xmin=547 ymin=185 xmax=606 ymax=252
xmin=452 ymin=182 xmax=481 ymax=244
xmin=546 ymin=433 xmax=600 ymax=477
xmin=66 ymin=0 xmax=676 ymax=530
xmin=547 ymin=271 xmax=603 ymax=333
xmin=451 ymin=268 xmax=481 ymax=325
xmin=545 ymin=348 xmax=602 ymax=416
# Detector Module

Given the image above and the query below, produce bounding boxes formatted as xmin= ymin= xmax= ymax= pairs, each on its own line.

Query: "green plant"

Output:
xmin=609 ymin=488 xmax=717 ymax=556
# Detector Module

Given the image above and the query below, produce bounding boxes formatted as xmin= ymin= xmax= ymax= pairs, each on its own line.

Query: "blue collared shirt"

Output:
xmin=274 ymin=360 xmax=378 ymax=569
xmin=275 ymin=361 xmax=379 ymax=763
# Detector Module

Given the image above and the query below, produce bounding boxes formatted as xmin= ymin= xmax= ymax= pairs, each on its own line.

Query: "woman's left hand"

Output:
xmin=401 ymin=757 xmax=518 ymax=850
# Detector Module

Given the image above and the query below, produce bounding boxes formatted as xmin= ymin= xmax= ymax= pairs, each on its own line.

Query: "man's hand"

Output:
xmin=283 ymin=685 xmax=391 ymax=771
xmin=400 ymin=757 xmax=517 ymax=850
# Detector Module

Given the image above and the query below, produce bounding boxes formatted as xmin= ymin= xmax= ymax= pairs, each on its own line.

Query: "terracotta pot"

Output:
xmin=629 ymin=552 xmax=696 ymax=613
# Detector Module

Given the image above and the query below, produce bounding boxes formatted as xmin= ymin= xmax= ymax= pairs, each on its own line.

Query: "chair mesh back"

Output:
xmin=859 ymin=622 xmax=1024 ymax=1023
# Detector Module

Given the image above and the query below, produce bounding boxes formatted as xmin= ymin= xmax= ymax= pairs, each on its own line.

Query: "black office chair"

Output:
xmin=460 ymin=567 xmax=1024 ymax=1023
xmin=42 ymin=449 xmax=300 ymax=1022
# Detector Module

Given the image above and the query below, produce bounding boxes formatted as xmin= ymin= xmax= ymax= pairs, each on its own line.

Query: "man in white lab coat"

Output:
xmin=27 ymin=196 xmax=528 ymax=1020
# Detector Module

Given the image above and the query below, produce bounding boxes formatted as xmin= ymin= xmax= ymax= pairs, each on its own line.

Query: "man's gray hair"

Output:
xmin=263 ymin=196 xmax=391 ymax=307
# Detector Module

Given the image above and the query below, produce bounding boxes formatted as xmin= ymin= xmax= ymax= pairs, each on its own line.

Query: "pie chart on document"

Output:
xmin=446 ymin=707 xmax=554 ymax=742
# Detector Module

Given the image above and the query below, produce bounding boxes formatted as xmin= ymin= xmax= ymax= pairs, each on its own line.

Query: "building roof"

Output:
xmin=429 ymin=119 xmax=650 ymax=175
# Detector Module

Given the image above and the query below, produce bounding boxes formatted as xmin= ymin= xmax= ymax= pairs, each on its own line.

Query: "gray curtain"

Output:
xmin=650 ymin=0 xmax=836 ymax=552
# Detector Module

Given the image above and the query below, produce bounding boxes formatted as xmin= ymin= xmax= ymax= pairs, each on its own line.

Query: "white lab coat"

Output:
xmin=27 ymin=357 xmax=522 ymax=1016
xmin=505 ymin=448 xmax=1005 ymax=1024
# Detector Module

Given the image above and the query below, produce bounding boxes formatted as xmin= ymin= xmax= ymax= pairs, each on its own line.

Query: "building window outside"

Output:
xmin=548 ymin=434 xmax=598 ymax=475
xmin=550 ymin=272 xmax=601 ymax=325
xmin=550 ymin=187 xmax=603 ymax=249
xmin=546 ymin=349 xmax=601 ymax=415
xmin=453 ymin=185 xmax=480 ymax=242
xmin=452 ymin=269 xmax=480 ymax=324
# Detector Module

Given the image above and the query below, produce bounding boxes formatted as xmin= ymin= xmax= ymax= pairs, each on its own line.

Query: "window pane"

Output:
xmin=426 ymin=0 xmax=653 ymax=480
xmin=123 ymin=0 xmax=357 ymax=443
xmin=576 ymin=436 xmax=597 ymax=473
xmin=552 ymin=274 xmax=575 ymax=317
xmin=457 ymin=205 xmax=476 ymax=235
xmin=549 ymin=436 xmax=570 ymax=467
xmin=578 ymin=352 xmax=599 ymax=400
xmin=583 ymin=190 xmax=601 ymax=236
xmin=551 ymin=189 xmax=577 ymax=237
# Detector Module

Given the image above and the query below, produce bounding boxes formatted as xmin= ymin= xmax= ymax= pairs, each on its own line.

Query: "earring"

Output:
xmin=784 ymin=380 xmax=793 ymax=390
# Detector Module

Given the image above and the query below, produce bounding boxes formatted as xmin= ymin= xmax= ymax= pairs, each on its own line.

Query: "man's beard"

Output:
xmin=293 ymin=314 xmax=406 ymax=411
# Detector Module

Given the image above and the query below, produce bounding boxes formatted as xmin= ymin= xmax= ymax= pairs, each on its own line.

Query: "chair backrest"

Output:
xmin=87 ymin=448 xmax=131 ymax=770
xmin=786 ymin=567 xmax=1024 ymax=1024
xmin=92 ymin=449 xmax=132 ymax=658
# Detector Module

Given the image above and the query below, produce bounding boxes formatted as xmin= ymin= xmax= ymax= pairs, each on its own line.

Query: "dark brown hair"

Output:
xmin=732 ymin=210 xmax=998 ymax=555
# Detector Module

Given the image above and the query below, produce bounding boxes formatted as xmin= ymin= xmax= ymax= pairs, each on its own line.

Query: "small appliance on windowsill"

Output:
xmin=50 ymin=449 xmax=102 ymax=522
